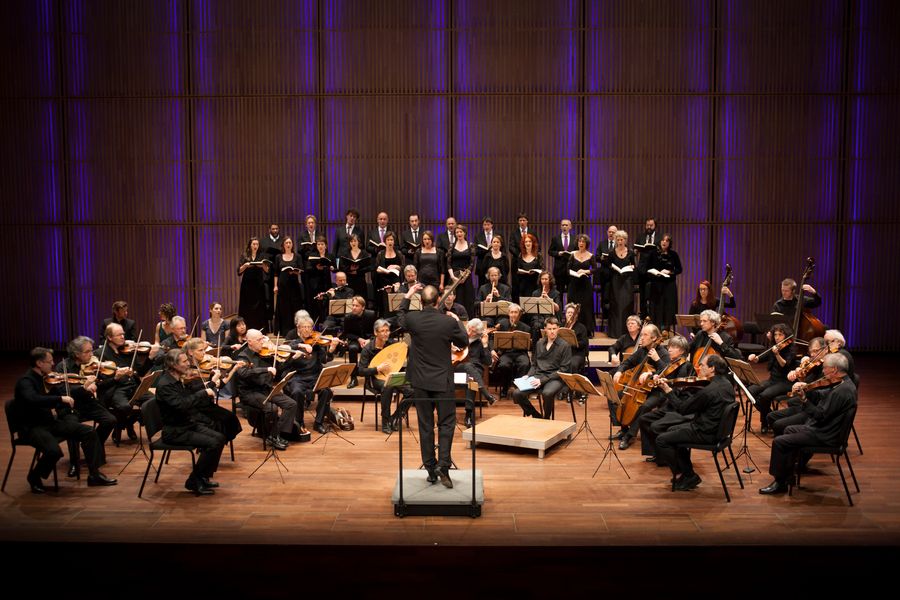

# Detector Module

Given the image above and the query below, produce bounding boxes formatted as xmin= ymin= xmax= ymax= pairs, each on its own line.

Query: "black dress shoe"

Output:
xmin=27 ymin=472 xmax=46 ymax=494
xmin=200 ymin=477 xmax=220 ymax=489
xmin=346 ymin=377 xmax=358 ymax=389
xmin=759 ymin=480 xmax=788 ymax=495
xmin=313 ymin=422 xmax=329 ymax=434
xmin=185 ymin=477 xmax=214 ymax=495
xmin=674 ymin=473 xmax=701 ymax=491
xmin=484 ymin=392 xmax=497 ymax=406
xmin=112 ymin=428 xmax=122 ymax=446
xmin=126 ymin=424 xmax=138 ymax=441
xmin=67 ymin=463 xmax=78 ymax=478
xmin=265 ymin=436 xmax=287 ymax=450
xmin=437 ymin=469 xmax=453 ymax=489
xmin=426 ymin=468 xmax=438 ymax=484
xmin=382 ymin=423 xmax=393 ymax=434
xmin=87 ymin=472 xmax=118 ymax=487
xmin=618 ymin=437 xmax=633 ymax=450
xmin=645 ymin=456 xmax=657 ymax=463
xmin=760 ymin=424 xmax=770 ymax=434
xmin=609 ymin=430 xmax=625 ymax=441
xmin=464 ymin=412 xmax=474 ymax=429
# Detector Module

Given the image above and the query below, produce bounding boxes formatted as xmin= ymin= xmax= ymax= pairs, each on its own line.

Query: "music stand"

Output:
xmin=118 ymin=371 xmax=160 ymax=475
xmin=480 ymin=301 xmax=510 ymax=319
xmin=521 ymin=297 xmax=555 ymax=317
xmin=591 ymin=369 xmax=631 ymax=479
xmin=557 ymin=373 xmax=606 ymax=450
xmin=675 ymin=314 xmax=701 ymax=333
xmin=556 ymin=328 xmax=577 ymax=347
xmin=329 ymin=299 xmax=352 ymax=317
xmin=492 ymin=331 xmax=531 ymax=352
xmin=389 ymin=292 xmax=420 ymax=312
xmin=311 ymin=363 xmax=357 ymax=449
xmin=248 ymin=370 xmax=296 ymax=482
xmin=384 ymin=372 xmax=418 ymax=444
xmin=725 ymin=358 xmax=763 ymax=474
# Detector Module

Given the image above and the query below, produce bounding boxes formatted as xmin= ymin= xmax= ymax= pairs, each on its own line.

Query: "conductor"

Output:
xmin=398 ymin=284 xmax=468 ymax=488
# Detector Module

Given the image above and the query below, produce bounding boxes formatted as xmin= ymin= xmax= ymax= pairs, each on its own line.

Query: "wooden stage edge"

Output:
xmin=1 ymin=355 xmax=900 ymax=555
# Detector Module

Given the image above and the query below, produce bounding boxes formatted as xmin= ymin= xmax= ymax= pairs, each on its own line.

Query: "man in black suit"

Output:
xmin=759 ymin=353 xmax=856 ymax=495
xmin=596 ymin=225 xmax=617 ymax=321
xmin=398 ymin=284 xmax=468 ymax=488
xmin=260 ymin=223 xmax=284 ymax=320
xmin=399 ymin=213 xmax=423 ymax=262
xmin=100 ymin=300 xmax=137 ymax=342
xmin=366 ymin=211 xmax=390 ymax=254
xmin=12 ymin=347 xmax=117 ymax=493
xmin=547 ymin=219 xmax=574 ymax=295
xmin=635 ymin=217 xmax=658 ymax=318
xmin=342 ymin=295 xmax=377 ymax=388
xmin=437 ymin=216 xmax=457 ymax=252
xmin=333 ymin=208 xmax=364 ymax=269
xmin=473 ymin=216 xmax=505 ymax=288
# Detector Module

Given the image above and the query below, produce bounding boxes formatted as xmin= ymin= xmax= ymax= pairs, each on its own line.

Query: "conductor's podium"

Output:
xmin=462 ymin=414 xmax=576 ymax=459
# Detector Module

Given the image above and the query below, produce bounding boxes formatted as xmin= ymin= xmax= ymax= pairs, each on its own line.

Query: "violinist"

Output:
xmin=12 ymin=348 xmax=117 ymax=493
xmin=645 ymin=234 xmax=682 ymax=332
xmin=356 ymin=319 xmax=404 ymax=434
xmin=608 ymin=315 xmax=641 ymax=367
xmin=638 ymin=335 xmax=696 ymax=461
xmin=823 ymin=329 xmax=856 ymax=382
xmin=456 ymin=319 xmax=496 ymax=428
xmin=155 ymin=350 xmax=227 ymax=495
xmin=440 ymin=289 xmax=468 ymax=321
xmin=771 ymin=278 xmax=821 ymax=322
xmin=283 ymin=316 xmax=341 ymax=434
xmin=234 ymin=330 xmax=299 ymax=450
xmin=153 ymin=316 xmax=189 ymax=368
xmin=759 ymin=353 xmax=856 ymax=495
xmin=492 ymin=303 xmax=531 ymax=399
xmin=510 ymin=317 xmax=571 ymax=420
xmin=527 ymin=271 xmax=562 ymax=335
xmin=611 ymin=324 xmax=670 ymax=449
xmin=182 ymin=338 xmax=243 ymax=444
xmin=96 ymin=323 xmax=154 ymax=443
xmin=52 ymin=336 xmax=117 ymax=473
xmin=747 ymin=323 xmax=799 ymax=433
xmin=100 ymin=300 xmax=136 ymax=342
xmin=690 ymin=309 xmax=741 ymax=362
xmin=222 ymin=316 xmax=248 ymax=357
xmin=273 ymin=236 xmax=305 ymax=335
xmin=305 ymin=235 xmax=335 ymax=322
xmin=238 ymin=237 xmax=270 ymax=330
xmin=477 ymin=266 xmax=512 ymax=327
xmin=342 ymin=296 xmax=376 ymax=388
xmin=154 ymin=302 xmax=178 ymax=345
xmin=768 ymin=337 xmax=826 ymax=435
xmin=319 ymin=271 xmax=355 ymax=333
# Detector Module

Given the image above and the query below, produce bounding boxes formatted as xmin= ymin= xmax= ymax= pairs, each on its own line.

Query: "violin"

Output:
xmin=788 ymin=372 xmax=842 ymax=398
xmin=794 ymin=344 xmax=837 ymax=380
xmin=647 ymin=375 xmax=710 ymax=389
xmin=753 ymin=334 xmax=794 ymax=361
xmin=80 ymin=355 xmax=101 ymax=376
xmin=258 ymin=342 xmax=297 ymax=362
xmin=198 ymin=354 xmax=245 ymax=372
xmin=302 ymin=331 xmax=346 ymax=347
xmin=122 ymin=340 xmax=153 ymax=354
xmin=44 ymin=372 xmax=91 ymax=386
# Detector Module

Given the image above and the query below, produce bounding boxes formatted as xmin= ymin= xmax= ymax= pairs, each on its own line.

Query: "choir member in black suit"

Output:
xmin=474 ymin=217 xmax=505 ymax=288
xmin=771 ymin=278 xmax=822 ymax=321
xmin=646 ymin=234 xmax=682 ymax=332
xmin=547 ymin=219 xmax=574 ymax=294
xmin=478 ymin=234 xmax=509 ymax=287
xmin=768 ymin=336 xmax=826 ymax=435
xmin=595 ymin=225 xmax=618 ymax=322
xmin=356 ymin=319 xmax=403 ymax=434
xmin=366 ymin=211 xmax=390 ymax=255
xmin=283 ymin=318 xmax=341 ymax=434
xmin=398 ymin=284 xmax=469 ymax=488
xmin=447 ymin=224 xmax=475 ymax=317
xmin=476 ymin=266 xmax=513 ymax=327
xmin=566 ymin=234 xmax=596 ymax=334
xmin=689 ymin=309 xmax=742 ymax=363
xmin=655 ymin=354 xmax=735 ymax=491
xmin=298 ymin=215 xmax=323 ymax=260
xmin=515 ymin=233 xmax=543 ymax=303
xmin=342 ymin=296 xmax=376 ymax=388
xmin=605 ymin=230 xmax=636 ymax=338
xmin=412 ymin=231 xmax=445 ymax=290
xmin=237 ymin=237 xmax=270 ymax=331
xmin=273 ymin=236 xmax=305 ymax=336
xmin=759 ymin=353 xmax=856 ymax=495
xmin=100 ymin=300 xmax=137 ymax=342
xmin=436 ymin=216 xmax=458 ymax=253
xmin=399 ymin=213 xmax=423 ymax=263
xmin=12 ymin=348 xmax=117 ymax=493
xmin=747 ymin=323 xmax=799 ymax=433
xmin=492 ymin=303 xmax=532 ymax=398
xmin=305 ymin=236 xmax=335 ymax=322
xmin=339 ymin=234 xmax=371 ymax=307
xmin=155 ymin=350 xmax=226 ymax=495
xmin=455 ymin=318 xmax=496 ymax=428
xmin=635 ymin=217 xmax=659 ymax=318
xmin=259 ymin=223 xmax=284 ymax=320
xmin=333 ymin=208 xmax=365 ymax=264
xmin=611 ymin=324 xmax=670 ymax=449
xmin=638 ymin=335 xmax=696 ymax=460
xmin=511 ymin=317 xmax=571 ymax=420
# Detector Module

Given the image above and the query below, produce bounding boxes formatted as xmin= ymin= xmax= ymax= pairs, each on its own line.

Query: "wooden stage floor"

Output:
xmin=2 ymin=356 xmax=899 ymax=553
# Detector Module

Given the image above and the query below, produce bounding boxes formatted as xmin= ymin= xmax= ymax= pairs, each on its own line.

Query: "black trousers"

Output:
xmin=768 ymin=424 xmax=828 ymax=482
xmin=767 ymin=400 xmax=811 ymax=436
xmin=193 ymin=402 xmax=243 ymax=442
xmin=455 ymin=363 xmax=488 ymax=412
xmin=163 ymin=424 xmax=225 ymax=479
xmin=25 ymin=415 xmax=101 ymax=479
xmin=287 ymin=376 xmax=332 ymax=427
xmin=66 ymin=389 xmax=116 ymax=464
xmin=497 ymin=352 xmax=530 ymax=391
xmin=656 ymin=424 xmax=713 ymax=477
xmin=638 ymin=408 xmax=691 ymax=456
xmin=241 ymin=391 xmax=298 ymax=436
xmin=413 ymin=387 xmax=455 ymax=472
xmin=748 ymin=379 xmax=792 ymax=426
xmin=511 ymin=379 xmax=567 ymax=419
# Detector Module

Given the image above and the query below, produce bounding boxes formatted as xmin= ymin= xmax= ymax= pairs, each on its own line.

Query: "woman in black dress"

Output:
xmin=606 ymin=230 xmax=636 ymax=338
xmin=374 ymin=231 xmax=403 ymax=316
xmin=273 ymin=236 xmax=304 ymax=335
xmin=528 ymin=270 xmax=563 ymax=336
xmin=447 ymin=224 xmax=475 ymax=316
xmin=479 ymin=234 xmax=509 ymax=286
xmin=413 ymin=231 xmax=445 ymax=291
xmin=340 ymin=233 xmax=371 ymax=307
xmin=237 ymin=237 xmax=270 ymax=330
xmin=516 ymin=233 xmax=543 ymax=303
xmin=305 ymin=236 xmax=334 ymax=322
xmin=646 ymin=234 xmax=682 ymax=332
xmin=200 ymin=301 xmax=230 ymax=346
xmin=566 ymin=234 xmax=596 ymax=333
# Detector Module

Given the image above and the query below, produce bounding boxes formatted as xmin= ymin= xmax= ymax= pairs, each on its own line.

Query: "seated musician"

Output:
xmin=655 ymin=355 xmax=735 ymax=491
xmin=12 ymin=348 xmax=117 ymax=493
xmin=611 ymin=323 xmax=670 ymax=449
xmin=53 ymin=336 xmax=117 ymax=475
xmin=638 ymin=335 xmax=695 ymax=461
xmin=396 ymin=264 xmax=420 ymax=293
xmin=747 ymin=323 xmax=798 ymax=433
xmin=152 ymin=315 xmax=189 ymax=368
xmin=767 ymin=336 xmax=825 ymax=435
xmin=562 ymin=303 xmax=589 ymax=375
xmin=510 ymin=317 xmax=571 ymax=419
xmin=234 ymin=329 xmax=299 ymax=450
xmin=823 ymin=329 xmax=855 ymax=382
xmin=476 ymin=266 xmax=513 ymax=327
xmin=223 ymin=316 xmax=248 ymax=357
xmin=155 ymin=350 xmax=227 ymax=495
xmin=356 ymin=319 xmax=406 ymax=434
xmin=283 ymin=316 xmax=341 ymax=434
xmin=689 ymin=309 xmax=742 ymax=363
xmin=100 ymin=300 xmax=137 ymax=341
xmin=759 ymin=353 xmax=856 ymax=495
xmin=319 ymin=271 xmax=355 ymax=333
xmin=608 ymin=315 xmax=641 ymax=367
xmin=96 ymin=323 xmax=155 ymax=443
xmin=527 ymin=271 xmax=562 ymax=334
xmin=440 ymin=289 xmax=468 ymax=320
xmin=182 ymin=338 xmax=243 ymax=444
xmin=771 ymin=277 xmax=821 ymax=322
xmin=341 ymin=295 xmax=376 ymax=388
xmin=491 ymin=303 xmax=531 ymax=398
xmin=455 ymin=318 xmax=496 ymax=428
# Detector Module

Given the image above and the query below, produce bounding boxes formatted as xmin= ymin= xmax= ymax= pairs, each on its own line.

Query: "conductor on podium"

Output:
xmin=398 ymin=284 xmax=468 ymax=489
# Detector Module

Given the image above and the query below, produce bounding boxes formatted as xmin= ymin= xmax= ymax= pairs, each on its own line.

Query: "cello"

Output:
xmin=613 ymin=326 xmax=662 ymax=427
xmin=691 ymin=264 xmax=734 ymax=371
xmin=791 ymin=257 xmax=827 ymax=347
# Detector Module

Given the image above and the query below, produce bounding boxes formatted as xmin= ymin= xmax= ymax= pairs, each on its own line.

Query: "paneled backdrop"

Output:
xmin=1 ymin=0 xmax=897 ymax=350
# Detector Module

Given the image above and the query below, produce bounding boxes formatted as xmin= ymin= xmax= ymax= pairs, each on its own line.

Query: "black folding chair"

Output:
xmin=2 ymin=399 xmax=66 ymax=492
xmin=789 ymin=406 xmax=859 ymax=506
xmin=137 ymin=398 xmax=196 ymax=498
xmin=675 ymin=401 xmax=744 ymax=502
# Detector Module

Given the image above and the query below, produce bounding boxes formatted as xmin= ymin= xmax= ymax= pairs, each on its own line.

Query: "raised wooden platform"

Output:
xmin=462 ymin=414 xmax=576 ymax=458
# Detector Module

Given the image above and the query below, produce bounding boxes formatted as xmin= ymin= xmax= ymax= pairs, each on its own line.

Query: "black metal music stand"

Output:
xmin=558 ymin=373 xmax=606 ymax=450
xmin=590 ymin=369 xmax=630 ymax=479
xmin=118 ymin=371 xmax=160 ymax=476
xmin=383 ymin=372 xmax=418 ymax=444
xmin=248 ymin=370 xmax=295 ymax=482
xmin=726 ymin=358 xmax=763 ymax=475
xmin=310 ymin=363 xmax=357 ymax=450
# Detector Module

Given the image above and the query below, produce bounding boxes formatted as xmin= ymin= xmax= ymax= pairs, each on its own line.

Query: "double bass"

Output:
xmin=718 ymin=264 xmax=743 ymax=343
xmin=791 ymin=257 xmax=826 ymax=347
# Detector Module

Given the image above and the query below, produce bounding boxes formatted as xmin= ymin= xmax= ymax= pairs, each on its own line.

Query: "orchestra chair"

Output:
xmin=361 ymin=377 xmax=410 ymax=431
xmin=3 ymin=399 xmax=68 ymax=492
xmin=534 ymin=388 xmax=578 ymax=423
xmin=674 ymin=401 xmax=743 ymax=502
xmin=737 ymin=321 xmax=766 ymax=359
xmin=851 ymin=373 xmax=863 ymax=455
xmin=137 ymin=398 xmax=197 ymax=498
xmin=789 ymin=406 xmax=859 ymax=506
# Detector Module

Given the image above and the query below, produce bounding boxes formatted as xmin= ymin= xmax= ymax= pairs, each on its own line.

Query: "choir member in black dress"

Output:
xmin=333 ymin=208 xmax=364 ymax=265
xmin=259 ymin=223 xmax=284 ymax=321
xmin=342 ymin=296 xmax=376 ymax=388
xmin=655 ymin=354 xmax=735 ymax=491
xmin=200 ymin=302 xmax=230 ymax=345
xmin=515 ymin=233 xmax=543 ymax=303
xmin=399 ymin=213 xmax=423 ymax=263
xmin=273 ymin=236 xmax=305 ymax=335
xmin=355 ymin=319 xmax=403 ymax=434
xmin=492 ymin=303 xmax=532 ymax=398
xmin=759 ymin=353 xmax=856 ymax=495
xmin=155 ymin=350 xmax=227 ymax=495
xmin=528 ymin=271 xmax=562 ymax=335
xmin=305 ymin=236 xmax=335 ymax=323
xmin=478 ymin=234 xmax=509 ymax=288
xmin=605 ymin=230 xmax=636 ymax=338
xmin=772 ymin=278 xmax=821 ymax=321
xmin=611 ymin=323 xmax=670 ymax=448
xmin=548 ymin=219 xmax=574 ymax=294
xmin=476 ymin=266 xmax=513 ymax=327
xmin=413 ymin=231 xmax=445 ymax=290
xmin=237 ymin=237 xmax=270 ymax=331
xmin=100 ymin=300 xmax=137 ymax=342
xmin=509 ymin=213 xmax=535 ymax=302
xmin=646 ymin=234 xmax=682 ymax=332
xmin=12 ymin=348 xmax=117 ymax=493
xmin=455 ymin=319 xmax=496 ymax=428
xmin=689 ymin=279 xmax=735 ymax=315
xmin=366 ymin=211 xmax=390 ymax=255
xmin=635 ymin=217 xmax=659 ymax=318
xmin=566 ymin=234 xmax=596 ymax=334
xmin=638 ymin=334 xmax=696 ymax=460
xmin=154 ymin=302 xmax=178 ymax=346
xmin=511 ymin=317 xmax=572 ymax=420
xmin=374 ymin=231 xmax=404 ymax=316
xmin=447 ymin=224 xmax=476 ymax=317
xmin=339 ymin=234 xmax=371 ymax=308
xmin=747 ymin=323 xmax=798 ymax=433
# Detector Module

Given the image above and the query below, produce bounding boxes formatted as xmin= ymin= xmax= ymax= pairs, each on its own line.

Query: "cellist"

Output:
xmin=689 ymin=309 xmax=741 ymax=368
xmin=611 ymin=323 xmax=670 ymax=449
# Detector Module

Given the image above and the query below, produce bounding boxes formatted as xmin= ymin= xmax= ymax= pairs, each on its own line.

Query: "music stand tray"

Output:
xmin=492 ymin=331 xmax=531 ymax=352
xmin=521 ymin=297 xmax=555 ymax=316
xmin=328 ymin=299 xmax=351 ymax=316
xmin=557 ymin=328 xmax=577 ymax=347
xmin=480 ymin=301 xmax=510 ymax=318
xmin=726 ymin=358 xmax=761 ymax=387
xmin=389 ymin=293 xmax=421 ymax=311
xmin=311 ymin=363 xmax=357 ymax=447
xmin=675 ymin=314 xmax=701 ymax=329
